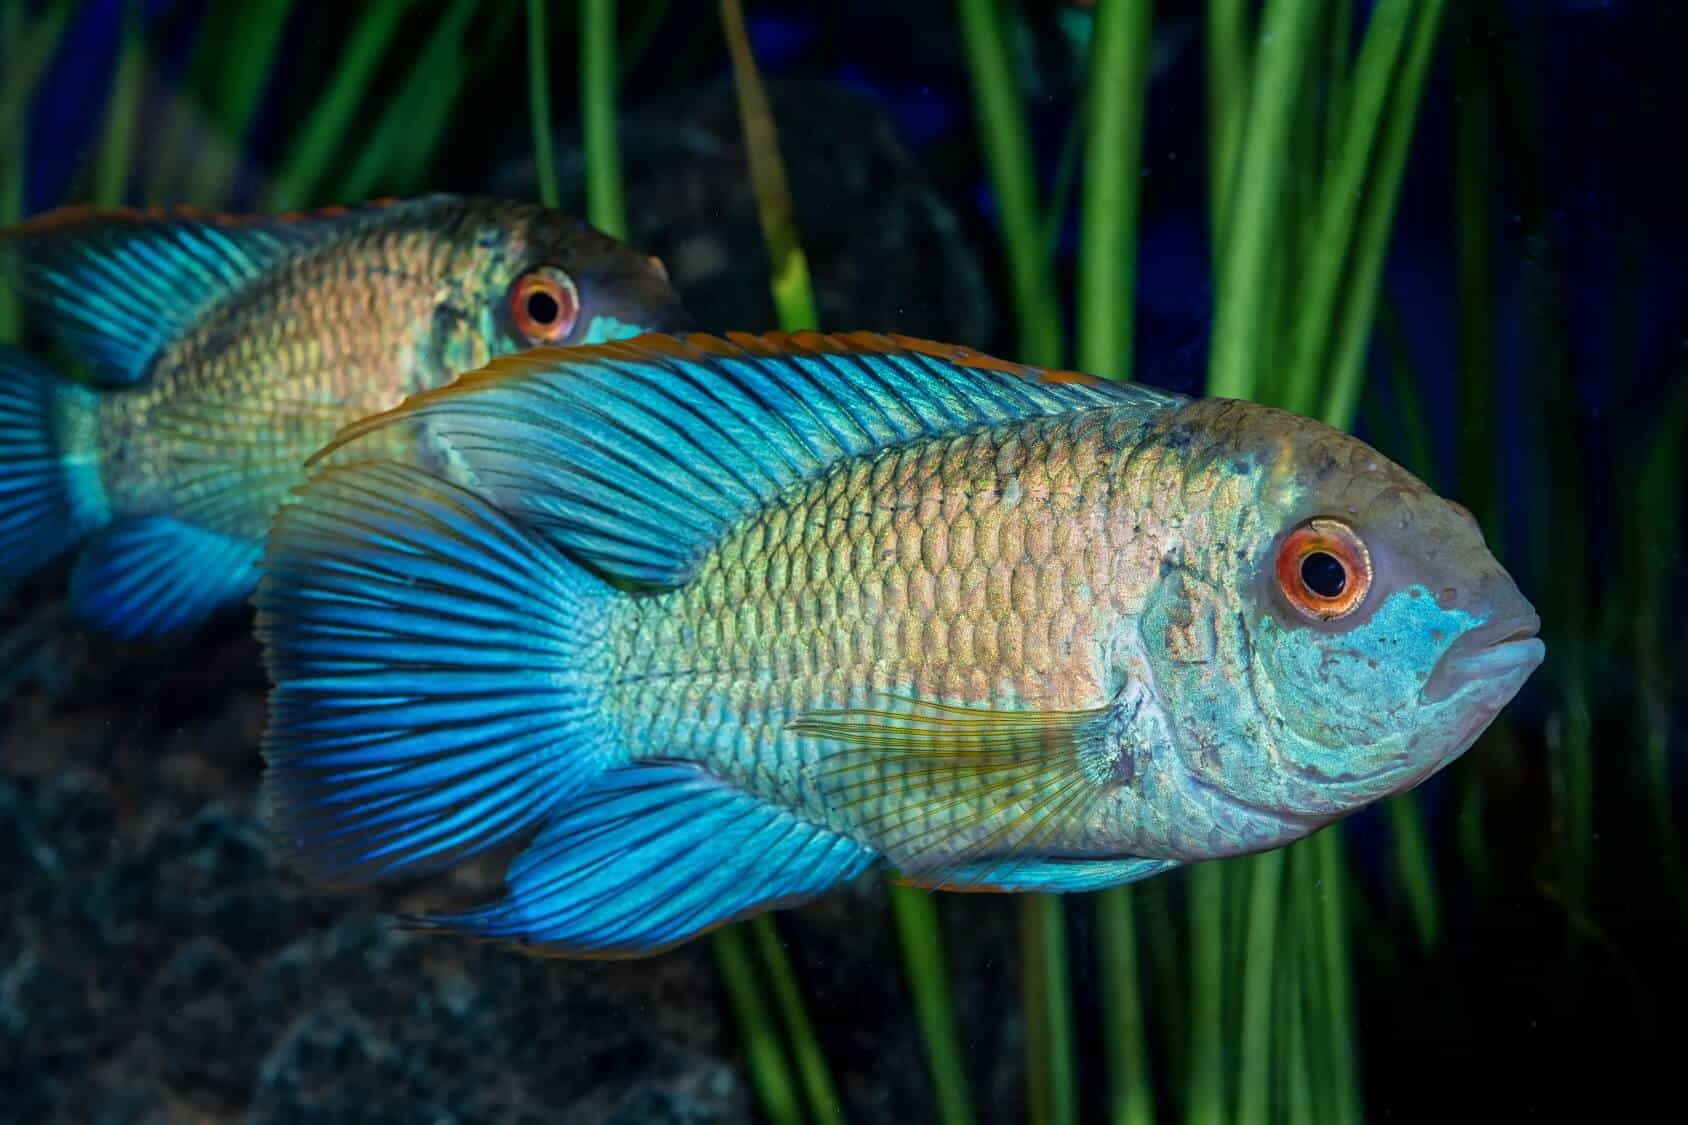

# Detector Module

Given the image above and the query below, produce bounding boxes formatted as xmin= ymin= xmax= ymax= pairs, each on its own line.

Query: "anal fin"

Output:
xmin=70 ymin=517 xmax=261 ymax=639
xmin=409 ymin=764 xmax=878 ymax=957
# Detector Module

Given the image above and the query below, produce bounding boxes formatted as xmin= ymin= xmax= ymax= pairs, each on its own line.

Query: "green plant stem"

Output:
xmin=181 ymin=0 xmax=293 ymax=205
xmin=93 ymin=0 xmax=144 ymax=206
xmin=1632 ymin=385 xmax=1688 ymax=916
xmin=713 ymin=926 xmax=805 ymax=1125
xmin=1206 ymin=0 xmax=1320 ymax=399
xmin=0 ymin=0 xmax=69 ymax=159
xmin=1039 ymin=96 xmax=1086 ymax=263
xmin=1324 ymin=0 xmax=1353 ymax=156
xmin=1204 ymin=0 xmax=1249 ymax=253
xmin=1283 ymin=850 xmax=1317 ymax=1125
xmin=265 ymin=0 xmax=405 ymax=209
xmin=1184 ymin=863 xmax=1227 ymax=1125
xmin=889 ymin=884 xmax=976 ymax=1125
xmin=0 ymin=0 xmax=71 ymax=343
xmin=1097 ymin=888 xmax=1153 ymax=1125
xmin=1313 ymin=831 xmax=1358 ymax=1123
xmin=1319 ymin=0 xmax=1448 ymax=430
xmin=1453 ymin=5 xmax=1497 ymax=531
xmin=527 ymin=0 xmax=561 ymax=210
xmin=1234 ymin=851 xmax=1284 ymax=1125
xmin=1281 ymin=0 xmax=1417 ymax=415
xmin=956 ymin=0 xmax=1062 ymax=368
xmin=1077 ymin=0 xmax=1155 ymax=381
xmin=1387 ymin=795 xmax=1440 ymax=952
xmin=752 ymin=915 xmax=843 ymax=1125
xmin=719 ymin=0 xmax=817 ymax=329
xmin=582 ymin=0 xmax=628 ymax=238
xmin=1375 ymin=296 xmax=1436 ymax=484
xmin=340 ymin=0 xmax=481 ymax=201
xmin=620 ymin=0 xmax=673 ymax=85
xmin=1021 ymin=894 xmax=1077 ymax=1125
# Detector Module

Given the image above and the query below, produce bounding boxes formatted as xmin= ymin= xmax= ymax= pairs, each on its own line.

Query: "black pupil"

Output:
xmin=526 ymin=290 xmax=561 ymax=325
xmin=1300 ymin=551 xmax=1347 ymax=599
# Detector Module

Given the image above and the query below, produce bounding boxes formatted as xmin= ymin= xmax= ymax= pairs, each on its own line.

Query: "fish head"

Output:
xmin=450 ymin=199 xmax=694 ymax=362
xmin=1147 ymin=401 xmax=1543 ymax=829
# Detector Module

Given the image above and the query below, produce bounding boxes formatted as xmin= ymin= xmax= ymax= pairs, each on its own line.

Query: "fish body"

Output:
xmin=256 ymin=332 xmax=1544 ymax=956
xmin=0 ymin=194 xmax=690 ymax=637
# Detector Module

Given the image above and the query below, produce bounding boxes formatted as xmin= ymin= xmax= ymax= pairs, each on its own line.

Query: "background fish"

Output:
xmin=0 ymin=194 xmax=691 ymax=639
xmin=254 ymin=331 xmax=1544 ymax=958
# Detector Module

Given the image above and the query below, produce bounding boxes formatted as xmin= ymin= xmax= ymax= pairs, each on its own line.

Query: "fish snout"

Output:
xmin=1422 ymin=598 xmax=1544 ymax=704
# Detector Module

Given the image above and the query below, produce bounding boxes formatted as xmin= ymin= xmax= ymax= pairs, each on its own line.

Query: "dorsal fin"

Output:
xmin=0 ymin=196 xmax=437 ymax=385
xmin=316 ymin=330 xmax=1188 ymax=589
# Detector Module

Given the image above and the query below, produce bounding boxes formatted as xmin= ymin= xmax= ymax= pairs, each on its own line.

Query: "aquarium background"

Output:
xmin=2 ymin=1 xmax=1683 ymax=1122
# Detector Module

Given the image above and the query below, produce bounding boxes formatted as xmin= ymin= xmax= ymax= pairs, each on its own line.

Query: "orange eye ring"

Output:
xmin=509 ymin=266 xmax=580 ymax=343
xmin=1274 ymin=518 xmax=1373 ymax=621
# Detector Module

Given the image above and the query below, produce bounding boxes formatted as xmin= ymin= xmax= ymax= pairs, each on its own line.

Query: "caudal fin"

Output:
xmin=0 ymin=347 xmax=105 ymax=589
xmin=253 ymin=459 xmax=621 ymax=888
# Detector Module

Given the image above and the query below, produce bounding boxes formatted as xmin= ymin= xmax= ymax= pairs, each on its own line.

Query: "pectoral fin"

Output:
xmin=788 ymin=695 xmax=1131 ymax=886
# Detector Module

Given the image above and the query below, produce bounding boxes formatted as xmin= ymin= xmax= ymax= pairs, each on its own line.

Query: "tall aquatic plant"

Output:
xmin=172 ymin=0 xmax=292 ymax=205
xmin=339 ymin=0 xmax=488 ymax=201
xmin=265 ymin=1 xmax=406 ymax=209
xmin=1192 ymin=6 xmax=1449 ymax=1125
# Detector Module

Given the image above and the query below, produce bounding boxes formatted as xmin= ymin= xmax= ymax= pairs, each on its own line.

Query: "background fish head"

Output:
xmin=1142 ymin=400 xmax=1544 ymax=837
xmin=436 ymin=197 xmax=694 ymax=372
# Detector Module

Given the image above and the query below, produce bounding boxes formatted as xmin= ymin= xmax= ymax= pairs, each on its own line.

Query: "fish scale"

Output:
xmin=609 ymin=408 xmax=1185 ymax=859
xmin=98 ymin=229 xmax=459 ymax=537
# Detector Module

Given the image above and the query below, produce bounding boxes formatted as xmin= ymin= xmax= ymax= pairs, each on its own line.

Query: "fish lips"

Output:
xmin=1421 ymin=611 xmax=1546 ymax=706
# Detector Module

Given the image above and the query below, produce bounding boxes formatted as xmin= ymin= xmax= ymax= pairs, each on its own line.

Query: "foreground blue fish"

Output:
xmin=254 ymin=331 xmax=1544 ymax=957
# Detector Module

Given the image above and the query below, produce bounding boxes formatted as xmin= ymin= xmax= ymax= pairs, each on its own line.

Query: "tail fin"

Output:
xmin=0 ymin=347 xmax=106 ymax=587
xmin=253 ymin=459 xmax=622 ymax=888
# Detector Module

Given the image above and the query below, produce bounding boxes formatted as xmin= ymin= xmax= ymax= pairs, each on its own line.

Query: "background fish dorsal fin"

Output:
xmin=0 ymin=197 xmax=433 ymax=386
xmin=317 ymin=330 xmax=1188 ymax=589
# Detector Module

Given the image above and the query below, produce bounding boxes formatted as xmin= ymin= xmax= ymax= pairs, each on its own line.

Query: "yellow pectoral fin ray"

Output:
xmin=787 ymin=695 xmax=1124 ymax=886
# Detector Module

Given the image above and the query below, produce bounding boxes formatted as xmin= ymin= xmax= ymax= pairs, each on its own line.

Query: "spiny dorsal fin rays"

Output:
xmin=0 ymin=197 xmax=444 ymax=387
xmin=304 ymin=331 xmax=1187 ymax=590
xmin=787 ymin=694 xmax=1122 ymax=880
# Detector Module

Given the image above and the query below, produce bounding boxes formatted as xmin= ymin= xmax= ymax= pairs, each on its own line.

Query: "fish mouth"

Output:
xmin=1422 ymin=612 xmax=1545 ymax=704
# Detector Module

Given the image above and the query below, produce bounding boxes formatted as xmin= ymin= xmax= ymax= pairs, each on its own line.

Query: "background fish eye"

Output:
xmin=508 ymin=265 xmax=579 ymax=343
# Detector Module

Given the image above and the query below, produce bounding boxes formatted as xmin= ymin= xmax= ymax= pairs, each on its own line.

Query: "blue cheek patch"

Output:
xmin=579 ymin=315 xmax=646 ymax=344
xmin=1259 ymin=585 xmax=1483 ymax=722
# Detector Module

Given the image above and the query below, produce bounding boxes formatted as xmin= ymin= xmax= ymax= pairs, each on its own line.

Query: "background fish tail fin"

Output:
xmin=0 ymin=347 xmax=107 ymax=589
xmin=253 ymin=459 xmax=621 ymax=888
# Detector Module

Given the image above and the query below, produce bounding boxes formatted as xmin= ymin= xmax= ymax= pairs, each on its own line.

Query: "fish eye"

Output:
xmin=509 ymin=266 xmax=580 ymax=343
xmin=1273 ymin=518 xmax=1372 ymax=621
